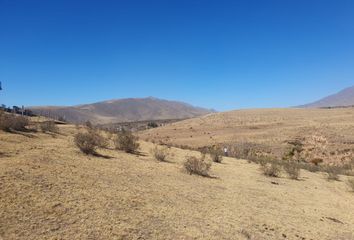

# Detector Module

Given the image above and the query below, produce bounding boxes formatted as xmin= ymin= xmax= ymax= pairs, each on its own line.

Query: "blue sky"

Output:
xmin=1 ymin=0 xmax=353 ymax=111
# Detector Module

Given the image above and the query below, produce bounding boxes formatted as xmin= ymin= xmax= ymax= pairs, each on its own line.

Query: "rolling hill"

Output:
xmin=1 ymin=122 xmax=354 ymax=239
xmin=300 ymin=85 xmax=354 ymax=108
xmin=139 ymin=107 xmax=354 ymax=164
xmin=30 ymin=97 xmax=214 ymax=124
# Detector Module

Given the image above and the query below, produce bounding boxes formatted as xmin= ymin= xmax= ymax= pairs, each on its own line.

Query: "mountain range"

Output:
xmin=300 ymin=85 xmax=354 ymax=108
xmin=30 ymin=97 xmax=214 ymax=124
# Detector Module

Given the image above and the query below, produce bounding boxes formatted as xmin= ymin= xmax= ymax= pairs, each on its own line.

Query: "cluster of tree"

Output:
xmin=0 ymin=105 xmax=36 ymax=116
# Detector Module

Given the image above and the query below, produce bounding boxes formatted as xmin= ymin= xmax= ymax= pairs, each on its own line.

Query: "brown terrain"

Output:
xmin=29 ymin=97 xmax=214 ymax=124
xmin=139 ymin=108 xmax=354 ymax=165
xmin=1 ymin=117 xmax=354 ymax=240
xmin=300 ymin=85 xmax=354 ymax=108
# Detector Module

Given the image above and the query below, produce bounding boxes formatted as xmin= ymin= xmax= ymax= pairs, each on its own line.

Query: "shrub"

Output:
xmin=85 ymin=120 xmax=93 ymax=129
xmin=40 ymin=121 xmax=59 ymax=133
xmin=259 ymin=157 xmax=270 ymax=167
xmin=12 ymin=116 xmax=29 ymax=131
xmin=184 ymin=156 xmax=211 ymax=176
xmin=261 ymin=162 xmax=281 ymax=177
xmin=58 ymin=116 xmax=66 ymax=122
xmin=310 ymin=158 xmax=323 ymax=166
xmin=151 ymin=146 xmax=169 ymax=162
xmin=347 ymin=178 xmax=354 ymax=192
xmin=283 ymin=161 xmax=301 ymax=180
xmin=210 ymin=149 xmax=223 ymax=163
xmin=0 ymin=114 xmax=13 ymax=131
xmin=325 ymin=166 xmax=341 ymax=181
xmin=115 ymin=131 xmax=139 ymax=153
xmin=147 ymin=122 xmax=158 ymax=128
xmin=0 ymin=114 xmax=29 ymax=132
xmin=74 ymin=132 xmax=100 ymax=154
xmin=92 ymin=130 xmax=109 ymax=148
xmin=300 ymin=163 xmax=320 ymax=172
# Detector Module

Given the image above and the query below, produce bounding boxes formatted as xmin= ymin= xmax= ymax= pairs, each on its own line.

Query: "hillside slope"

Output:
xmin=0 ymin=124 xmax=354 ymax=239
xmin=300 ymin=85 xmax=354 ymax=108
xmin=139 ymin=108 xmax=354 ymax=164
xmin=30 ymin=97 xmax=213 ymax=124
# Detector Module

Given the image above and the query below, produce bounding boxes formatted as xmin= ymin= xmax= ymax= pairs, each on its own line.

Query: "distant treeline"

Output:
xmin=319 ymin=105 xmax=354 ymax=109
xmin=0 ymin=105 xmax=36 ymax=116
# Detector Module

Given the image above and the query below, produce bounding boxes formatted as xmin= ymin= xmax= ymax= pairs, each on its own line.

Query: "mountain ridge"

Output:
xmin=29 ymin=97 xmax=215 ymax=124
xmin=299 ymin=85 xmax=354 ymax=108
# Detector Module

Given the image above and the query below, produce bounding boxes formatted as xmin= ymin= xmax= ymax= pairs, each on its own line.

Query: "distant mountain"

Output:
xmin=30 ymin=97 xmax=214 ymax=124
xmin=299 ymin=86 xmax=354 ymax=108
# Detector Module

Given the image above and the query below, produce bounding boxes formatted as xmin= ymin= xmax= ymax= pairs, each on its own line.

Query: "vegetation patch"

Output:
xmin=74 ymin=131 xmax=104 ymax=155
xmin=283 ymin=161 xmax=301 ymax=180
xmin=39 ymin=121 xmax=59 ymax=133
xmin=325 ymin=165 xmax=341 ymax=181
xmin=151 ymin=146 xmax=169 ymax=162
xmin=184 ymin=156 xmax=211 ymax=177
xmin=261 ymin=162 xmax=281 ymax=178
xmin=210 ymin=148 xmax=223 ymax=163
xmin=115 ymin=130 xmax=140 ymax=154
xmin=347 ymin=178 xmax=354 ymax=192
xmin=0 ymin=113 xmax=29 ymax=132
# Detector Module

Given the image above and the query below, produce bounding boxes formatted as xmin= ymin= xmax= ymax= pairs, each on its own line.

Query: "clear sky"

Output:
xmin=1 ymin=0 xmax=354 ymax=111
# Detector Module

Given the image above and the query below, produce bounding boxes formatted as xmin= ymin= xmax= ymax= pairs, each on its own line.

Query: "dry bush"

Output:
xmin=40 ymin=121 xmax=59 ymax=133
xmin=210 ymin=148 xmax=223 ymax=163
xmin=261 ymin=162 xmax=281 ymax=177
xmin=0 ymin=115 xmax=13 ymax=131
xmin=341 ymin=159 xmax=354 ymax=176
xmin=115 ymin=131 xmax=139 ymax=153
xmin=184 ymin=156 xmax=211 ymax=176
xmin=283 ymin=161 xmax=301 ymax=180
xmin=231 ymin=142 xmax=263 ymax=159
xmin=74 ymin=131 xmax=102 ymax=154
xmin=347 ymin=178 xmax=354 ymax=192
xmin=300 ymin=163 xmax=320 ymax=173
xmin=151 ymin=146 xmax=169 ymax=162
xmin=325 ymin=166 xmax=341 ymax=181
xmin=310 ymin=158 xmax=323 ymax=166
xmin=0 ymin=114 xmax=29 ymax=132
xmin=85 ymin=120 xmax=93 ymax=129
xmin=258 ymin=157 xmax=270 ymax=167
xmin=91 ymin=130 xmax=109 ymax=148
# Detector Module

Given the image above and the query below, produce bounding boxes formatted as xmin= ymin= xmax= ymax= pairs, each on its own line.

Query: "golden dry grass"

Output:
xmin=139 ymin=108 xmax=354 ymax=164
xmin=1 ymin=123 xmax=354 ymax=239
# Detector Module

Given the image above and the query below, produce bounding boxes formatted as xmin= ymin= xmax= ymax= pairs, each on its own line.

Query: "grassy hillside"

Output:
xmin=139 ymin=108 xmax=354 ymax=165
xmin=1 ymin=123 xmax=354 ymax=239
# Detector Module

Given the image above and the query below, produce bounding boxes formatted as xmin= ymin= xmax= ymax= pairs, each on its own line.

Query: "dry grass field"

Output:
xmin=139 ymin=108 xmax=354 ymax=165
xmin=1 ymin=122 xmax=354 ymax=239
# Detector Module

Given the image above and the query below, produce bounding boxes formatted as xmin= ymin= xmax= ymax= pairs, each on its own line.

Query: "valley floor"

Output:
xmin=0 ymin=125 xmax=354 ymax=240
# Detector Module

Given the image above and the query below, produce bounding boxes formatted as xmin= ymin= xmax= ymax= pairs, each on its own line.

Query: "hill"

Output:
xmin=0 ymin=123 xmax=354 ymax=239
xmin=139 ymin=108 xmax=354 ymax=165
xmin=300 ymin=86 xmax=354 ymax=108
xmin=29 ymin=97 xmax=214 ymax=124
